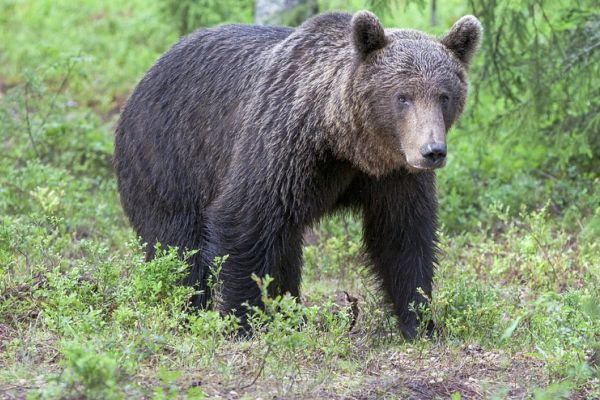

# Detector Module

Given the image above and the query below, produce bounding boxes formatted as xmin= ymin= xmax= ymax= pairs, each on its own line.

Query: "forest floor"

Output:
xmin=0 ymin=1 xmax=598 ymax=399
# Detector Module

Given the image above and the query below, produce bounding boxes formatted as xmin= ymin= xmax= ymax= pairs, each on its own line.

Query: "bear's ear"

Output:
xmin=352 ymin=11 xmax=388 ymax=58
xmin=440 ymin=15 xmax=482 ymax=67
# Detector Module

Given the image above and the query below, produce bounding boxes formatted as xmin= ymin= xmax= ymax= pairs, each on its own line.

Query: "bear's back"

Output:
xmin=115 ymin=24 xmax=294 ymax=218
xmin=121 ymin=23 xmax=293 ymax=141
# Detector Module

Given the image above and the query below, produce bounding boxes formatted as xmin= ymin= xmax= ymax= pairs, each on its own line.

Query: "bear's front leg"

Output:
xmin=205 ymin=213 xmax=304 ymax=331
xmin=361 ymin=171 xmax=438 ymax=340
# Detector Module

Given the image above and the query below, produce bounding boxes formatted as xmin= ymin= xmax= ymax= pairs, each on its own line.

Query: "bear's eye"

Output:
xmin=397 ymin=94 xmax=411 ymax=107
xmin=439 ymin=94 xmax=450 ymax=105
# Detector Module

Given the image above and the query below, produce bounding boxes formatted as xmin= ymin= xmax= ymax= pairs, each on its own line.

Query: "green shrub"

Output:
xmin=31 ymin=340 xmax=127 ymax=400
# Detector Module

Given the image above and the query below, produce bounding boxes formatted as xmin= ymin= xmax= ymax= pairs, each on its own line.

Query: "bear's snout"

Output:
xmin=419 ymin=142 xmax=447 ymax=168
xmin=415 ymin=142 xmax=447 ymax=169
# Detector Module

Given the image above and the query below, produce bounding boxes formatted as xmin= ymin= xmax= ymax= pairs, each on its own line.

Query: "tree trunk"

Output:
xmin=430 ymin=0 xmax=437 ymax=26
xmin=254 ymin=0 xmax=318 ymax=26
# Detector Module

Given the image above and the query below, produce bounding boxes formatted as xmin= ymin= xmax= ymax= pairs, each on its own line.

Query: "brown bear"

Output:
xmin=113 ymin=11 xmax=482 ymax=339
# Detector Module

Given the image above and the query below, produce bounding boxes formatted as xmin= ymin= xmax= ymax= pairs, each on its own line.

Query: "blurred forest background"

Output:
xmin=0 ymin=0 xmax=598 ymax=398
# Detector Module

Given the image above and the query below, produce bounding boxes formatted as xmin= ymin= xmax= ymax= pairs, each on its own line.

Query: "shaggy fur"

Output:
xmin=114 ymin=11 xmax=481 ymax=339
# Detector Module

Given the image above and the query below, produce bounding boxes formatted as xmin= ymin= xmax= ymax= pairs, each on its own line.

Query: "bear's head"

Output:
xmin=344 ymin=11 xmax=482 ymax=175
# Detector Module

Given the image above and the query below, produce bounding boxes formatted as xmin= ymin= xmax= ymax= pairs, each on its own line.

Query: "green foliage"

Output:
xmin=438 ymin=0 xmax=599 ymax=232
xmin=43 ymin=341 xmax=124 ymax=400
xmin=469 ymin=0 xmax=599 ymax=170
xmin=303 ymin=214 xmax=362 ymax=284
xmin=1 ymin=0 xmax=599 ymax=398
xmin=0 ymin=0 xmax=175 ymax=111
xmin=242 ymin=275 xmax=353 ymax=395
xmin=429 ymin=272 xmax=509 ymax=343
xmin=119 ymin=246 xmax=192 ymax=309
xmin=152 ymin=368 xmax=206 ymax=399
xmin=160 ymin=0 xmax=255 ymax=34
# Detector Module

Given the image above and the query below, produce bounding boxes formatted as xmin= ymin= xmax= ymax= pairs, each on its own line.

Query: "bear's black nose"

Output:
xmin=420 ymin=143 xmax=447 ymax=163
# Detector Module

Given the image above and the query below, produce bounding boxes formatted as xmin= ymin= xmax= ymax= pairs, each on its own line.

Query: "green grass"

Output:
xmin=1 ymin=0 xmax=598 ymax=399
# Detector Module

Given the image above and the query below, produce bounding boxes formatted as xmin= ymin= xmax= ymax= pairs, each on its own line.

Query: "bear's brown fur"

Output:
xmin=113 ymin=11 xmax=482 ymax=338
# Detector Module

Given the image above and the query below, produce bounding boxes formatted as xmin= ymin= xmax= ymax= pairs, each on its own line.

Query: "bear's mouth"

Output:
xmin=406 ymin=158 xmax=447 ymax=172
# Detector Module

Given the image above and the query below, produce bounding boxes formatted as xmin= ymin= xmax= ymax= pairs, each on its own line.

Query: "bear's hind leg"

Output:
xmin=138 ymin=209 xmax=209 ymax=309
xmin=208 ymin=220 xmax=304 ymax=328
